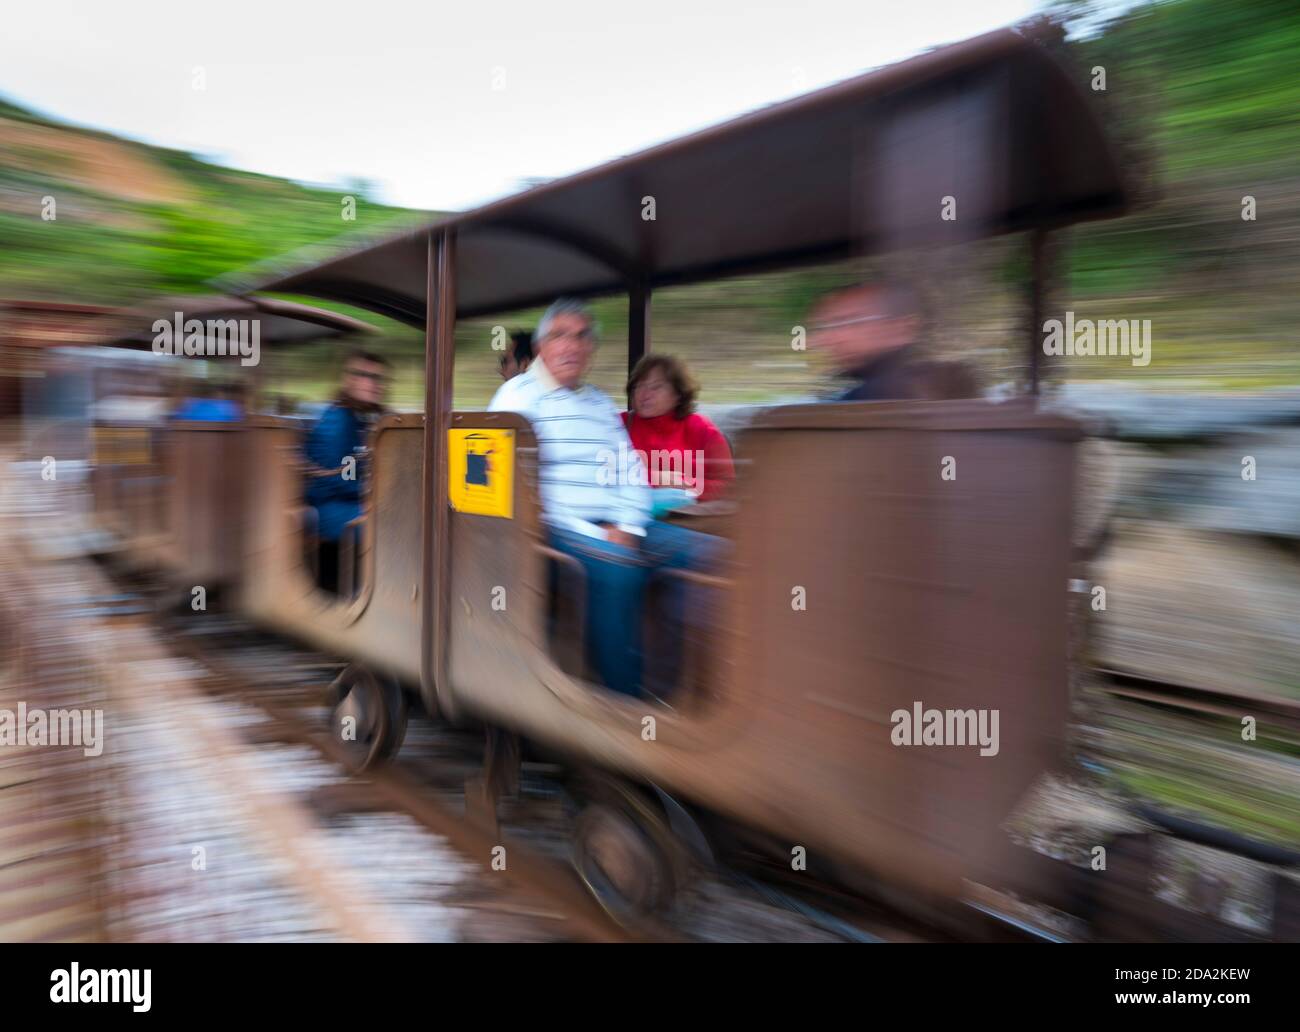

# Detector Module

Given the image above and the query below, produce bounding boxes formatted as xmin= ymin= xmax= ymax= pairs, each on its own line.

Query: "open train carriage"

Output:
xmin=237 ymin=24 xmax=1127 ymax=907
xmin=83 ymin=296 xmax=376 ymax=591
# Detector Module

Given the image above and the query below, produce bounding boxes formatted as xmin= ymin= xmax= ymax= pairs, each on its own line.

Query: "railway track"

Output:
xmin=85 ymin=562 xmax=644 ymax=942
xmin=170 ymin=629 xmax=646 ymax=943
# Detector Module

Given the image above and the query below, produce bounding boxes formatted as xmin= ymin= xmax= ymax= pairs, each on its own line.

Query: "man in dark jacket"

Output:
xmin=305 ymin=350 xmax=390 ymax=593
xmin=809 ymin=281 xmax=936 ymax=401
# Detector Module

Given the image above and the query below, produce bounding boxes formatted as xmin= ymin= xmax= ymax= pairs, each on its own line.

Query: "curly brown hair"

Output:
xmin=626 ymin=353 xmax=699 ymax=420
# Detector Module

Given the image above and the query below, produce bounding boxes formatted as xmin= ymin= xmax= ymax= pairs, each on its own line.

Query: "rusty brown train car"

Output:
xmin=231 ymin=25 xmax=1127 ymax=914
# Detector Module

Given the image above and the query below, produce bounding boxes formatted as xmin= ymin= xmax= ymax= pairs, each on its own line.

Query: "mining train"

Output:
xmin=39 ymin=25 xmax=1297 ymax=939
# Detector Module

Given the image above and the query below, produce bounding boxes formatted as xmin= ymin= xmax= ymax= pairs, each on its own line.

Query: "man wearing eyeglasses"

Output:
xmin=489 ymin=298 xmax=724 ymax=700
xmin=809 ymin=281 xmax=932 ymax=401
xmin=305 ymin=349 xmax=391 ymax=593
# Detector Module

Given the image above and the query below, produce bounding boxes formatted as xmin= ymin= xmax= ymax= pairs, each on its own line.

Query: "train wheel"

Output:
xmin=328 ymin=665 xmax=407 ymax=773
xmin=572 ymin=801 xmax=677 ymax=925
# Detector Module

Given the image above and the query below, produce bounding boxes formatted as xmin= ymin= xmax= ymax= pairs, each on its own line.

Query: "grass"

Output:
xmin=1117 ymin=767 xmax=1300 ymax=847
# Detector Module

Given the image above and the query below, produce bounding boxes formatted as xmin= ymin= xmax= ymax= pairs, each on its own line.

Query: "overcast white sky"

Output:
xmin=3 ymin=0 xmax=1044 ymax=211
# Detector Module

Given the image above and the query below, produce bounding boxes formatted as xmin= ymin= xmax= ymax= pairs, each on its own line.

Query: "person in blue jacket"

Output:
xmin=304 ymin=350 xmax=391 ymax=594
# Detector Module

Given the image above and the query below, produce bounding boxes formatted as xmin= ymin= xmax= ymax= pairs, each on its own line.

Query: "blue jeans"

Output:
xmin=548 ymin=522 xmax=726 ymax=699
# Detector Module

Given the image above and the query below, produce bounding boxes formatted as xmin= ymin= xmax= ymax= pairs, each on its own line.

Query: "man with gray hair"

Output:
xmin=489 ymin=298 xmax=724 ymax=699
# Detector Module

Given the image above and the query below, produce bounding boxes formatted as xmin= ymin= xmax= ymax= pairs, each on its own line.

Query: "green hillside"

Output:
xmin=0 ymin=99 xmax=427 ymax=304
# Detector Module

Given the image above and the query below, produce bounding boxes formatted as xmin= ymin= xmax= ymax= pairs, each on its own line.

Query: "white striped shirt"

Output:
xmin=488 ymin=358 xmax=651 ymax=539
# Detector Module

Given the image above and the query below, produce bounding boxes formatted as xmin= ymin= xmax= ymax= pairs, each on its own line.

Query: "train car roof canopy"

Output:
xmin=240 ymin=25 xmax=1126 ymax=326
xmin=94 ymin=295 xmax=378 ymax=351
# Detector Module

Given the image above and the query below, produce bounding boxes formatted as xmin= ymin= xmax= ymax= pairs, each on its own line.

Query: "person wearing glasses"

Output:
xmin=304 ymin=349 xmax=391 ymax=594
xmin=808 ymin=281 xmax=940 ymax=401
xmin=489 ymin=298 xmax=724 ymax=700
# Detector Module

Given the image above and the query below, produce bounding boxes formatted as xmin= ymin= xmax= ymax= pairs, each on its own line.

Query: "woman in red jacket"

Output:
xmin=622 ymin=354 xmax=735 ymax=512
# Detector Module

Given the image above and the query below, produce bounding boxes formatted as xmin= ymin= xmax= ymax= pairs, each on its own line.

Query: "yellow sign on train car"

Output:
xmin=448 ymin=428 xmax=514 ymax=518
